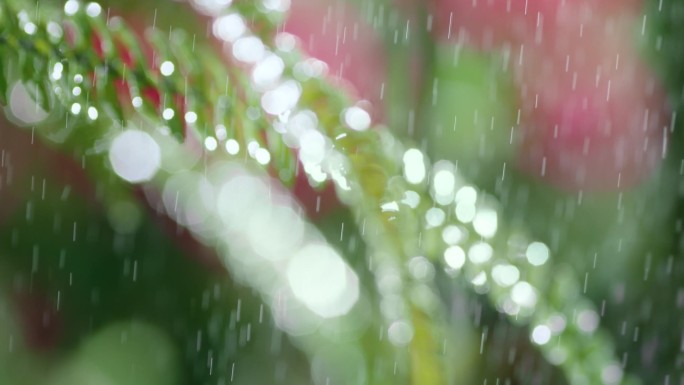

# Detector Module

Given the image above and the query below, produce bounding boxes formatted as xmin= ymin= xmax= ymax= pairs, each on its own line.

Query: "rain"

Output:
xmin=0 ymin=0 xmax=682 ymax=384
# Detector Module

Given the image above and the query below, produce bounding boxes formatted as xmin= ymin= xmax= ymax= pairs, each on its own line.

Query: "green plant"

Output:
xmin=0 ymin=0 xmax=681 ymax=384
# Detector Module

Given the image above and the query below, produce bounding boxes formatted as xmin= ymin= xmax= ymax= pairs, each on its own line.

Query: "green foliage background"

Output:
xmin=0 ymin=0 xmax=683 ymax=384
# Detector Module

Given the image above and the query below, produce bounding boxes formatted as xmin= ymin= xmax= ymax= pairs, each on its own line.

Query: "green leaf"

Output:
xmin=99 ymin=71 xmax=125 ymax=124
xmin=0 ymin=49 xmax=9 ymax=105
xmin=32 ymin=57 xmax=50 ymax=110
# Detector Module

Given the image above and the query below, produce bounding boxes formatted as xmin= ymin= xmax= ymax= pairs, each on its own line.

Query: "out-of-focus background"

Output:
xmin=1 ymin=0 xmax=684 ymax=384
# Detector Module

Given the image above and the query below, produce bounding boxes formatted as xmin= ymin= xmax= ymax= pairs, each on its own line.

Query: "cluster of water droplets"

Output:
xmin=0 ymin=0 xmax=638 ymax=382
xmin=5 ymin=2 xmax=105 ymax=136
xmin=151 ymin=157 xmax=376 ymax=384
xmin=396 ymin=147 xmax=626 ymax=384
xmin=5 ymin=0 xmax=366 ymax=340
xmin=164 ymin=161 xmax=361 ymax=324
xmin=206 ymin=0 xmax=371 ymax=187
xmin=106 ymin=114 xmax=361 ymax=328
xmin=185 ymin=2 xmax=441 ymax=366
xmin=181 ymin=2 xmax=633 ymax=382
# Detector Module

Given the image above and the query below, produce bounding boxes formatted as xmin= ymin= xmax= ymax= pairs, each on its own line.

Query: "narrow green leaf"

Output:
xmin=0 ymin=50 xmax=9 ymax=105
xmin=100 ymin=73 xmax=125 ymax=124
xmin=267 ymin=128 xmax=296 ymax=186
xmin=33 ymin=58 xmax=50 ymax=110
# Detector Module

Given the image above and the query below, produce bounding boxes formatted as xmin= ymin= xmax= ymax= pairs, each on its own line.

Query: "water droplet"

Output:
xmin=247 ymin=205 xmax=304 ymax=262
xmin=380 ymin=295 xmax=406 ymax=320
xmin=343 ymin=106 xmax=371 ymax=131
xmin=576 ymin=309 xmax=599 ymax=333
xmin=225 ymin=139 xmax=240 ymax=155
xmin=548 ymin=314 xmax=567 ymax=333
xmin=23 ymin=22 xmax=37 ymax=35
xmin=407 ymin=256 xmax=435 ymax=281
xmin=473 ymin=208 xmax=498 ymax=238
xmin=275 ymin=32 xmax=297 ymax=52
xmin=109 ymin=129 xmax=161 ymax=183
xmin=262 ymin=0 xmax=290 ymax=12
xmin=455 ymin=186 xmax=477 ymax=204
xmin=401 ymin=190 xmax=420 ymax=209
xmin=70 ymin=103 xmax=81 ymax=115
xmin=85 ymin=2 xmax=102 ymax=17
xmin=491 ymin=264 xmax=520 ymax=287
xmin=471 ymin=271 xmax=488 ymax=286
xmin=388 ymin=320 xmax=414 ymax=346
xmin=204 ymin=137 xmax=218 ymax=151
xmin=425 ymin=207 xmax=446 ymax=227
xmin=213 ymin=13 xmax=245 ymax=42
xmin=255 ymin=148 xmax=271 ymax=165
xmin=294 ymin=58 xmax=328 ymax=80
xmin=160 ymin=61 xmax=175 ymax=76
xmin=253 ymin=54 xmax=285 ymax=89
xmin=601 ymin=363 xmax=623 ymax=385
xmin=468 ymin=242 xmax=493 ymax=264
xmin=215 ymin=124 xmax=227 ymax=140
xmin=247 ymin=140 xmax=260 ymax=157
xmin=287 ymin=244 xmax=359 ymax=318
xmin=511 ymin=281 xmax=537 ymax=308
xmin=261 ymin=80 xmax=301 ymax=115
xmin=547 ymin=346 xmax=568 ymax=365
xmin=403 ymin=149 xmax=426 ymax=184
xmin=64 ymin=0 xmax=79 ymax=15
xmin=299 ymin=130 xmax=327 ymax=165
xmin=191 ymin=0 xmax=233 ymax=16
xmin=433 ymin=167 xmax=456 ymax=202
xmin=51 ymin=63 xmax=64 ymax=80
xmin=376 ymin=266 xmax=402 ymax=294
xmin=185 ymin=111 xmax=198 ymax=124
xmin=442 ymin=225 xmax=465 ymax=245
xmin=380 ymin=201 xmax=399 ymax=212
xmin=163 ymin=108 xmax=175 ymax=120
xmin=233 ymin=36 xmax=265 ymax=63
xmin=87 ymin=106 xmax=98 ymax=120
xmin=455 ymin=201 xmax=476 ymax=223
xmin=46 ymin=22 xmax=63 ymax=39
xmin=531 ymin=325 xmax=552 ymax=345
xmin=526 ymin=242 xmax=550 ymax=266
xmin=444 ymin=246 xmax=466 ymax=270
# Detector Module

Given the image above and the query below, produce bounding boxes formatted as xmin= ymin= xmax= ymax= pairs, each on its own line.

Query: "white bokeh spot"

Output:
xmin=109 ymin=129 xmax=161 ymax=183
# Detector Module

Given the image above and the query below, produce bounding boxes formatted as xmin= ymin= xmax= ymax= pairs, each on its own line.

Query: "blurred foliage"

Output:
xmin=0 ymin=0 xmax=682 ymax=384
